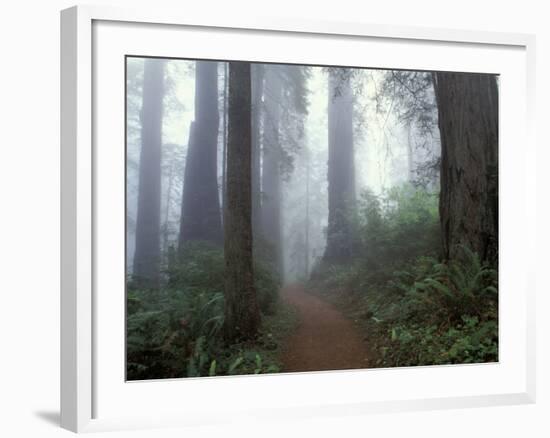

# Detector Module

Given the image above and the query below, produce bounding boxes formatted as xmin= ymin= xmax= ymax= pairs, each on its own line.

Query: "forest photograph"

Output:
xmin=126 ymin=56 xmax=499 ymax=380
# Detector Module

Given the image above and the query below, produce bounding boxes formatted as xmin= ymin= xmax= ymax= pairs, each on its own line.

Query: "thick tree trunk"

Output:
xmin=133 ymin=59 xmax=164 ymax=287
xmin=179 ymin=61 xmax=222 ymax=248
xmin=251 ymin=64 xmax=264 ymax=239
xmin=223 ymin=61 xmax=260 ymax=342
xmin=261 ymin=66 xmax=283 ymax=275
xmin=324 ymin=68 xmax=355 ymax=263
xmin=433 ymin=72 xmax=498 ymax=264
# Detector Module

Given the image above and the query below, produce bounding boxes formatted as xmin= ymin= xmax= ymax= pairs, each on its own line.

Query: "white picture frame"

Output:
xmin=60 ymin=4 xmax=536 ymax=433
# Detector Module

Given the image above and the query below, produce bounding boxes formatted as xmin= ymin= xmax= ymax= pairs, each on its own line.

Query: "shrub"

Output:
xmin=309 ymin=185 xmax=498 ymax=368
xmin=127 ymin=240 xmax=282 ymax=379
xmin=357 ymin=184 xmax=440 ymax=265
xmin=400 ymin=246 xmax=498 ymax=324
xmin=358 ymin=250 xmax=498 ymax=367
xmin=126 ymin=286 xmax=225 ymax=380
xmin=255 ymin=260 xmax=280 ymax=315
xmin=167 ymin=241 xmax=225 ymax=292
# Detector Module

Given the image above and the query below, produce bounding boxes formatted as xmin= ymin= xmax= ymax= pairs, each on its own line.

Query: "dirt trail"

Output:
xmin=281 ymin=284 xmax=369 ymax=372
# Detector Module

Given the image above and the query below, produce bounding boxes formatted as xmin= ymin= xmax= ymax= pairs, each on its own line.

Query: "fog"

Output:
xmin=126 ymin=58 xmax=440 ymax=283
xmin=126 ymin=57 xmax=501 ymax=380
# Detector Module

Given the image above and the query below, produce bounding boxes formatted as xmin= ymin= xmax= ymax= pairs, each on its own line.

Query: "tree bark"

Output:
xmin=304 ymin=146 xmax=310 ymax=278
xmin=133 ymin=59 xmax=164 ymax=287
xmin=179 ymin=61 xmax=222 ymax=248
xmin=162 ymin=146 xmax=176 ymax=255
xmin=223 ymin=61 xmax=260 ymax=342
xmin=324 ymin=68 xmax=355 ymax=263
xmin=251 ymin=64 xmax=265 ymax=239
xmin=261 ymin=66 xmax=284 ymax=274
xmin=433 ymin=72 xmax=498 ymax=264
xmin=222 ymin=62 xmax=228 ymax=221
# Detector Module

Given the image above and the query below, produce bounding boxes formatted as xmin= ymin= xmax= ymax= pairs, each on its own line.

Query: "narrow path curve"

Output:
xmin=281 ymin=284 xmax=369 ymax=372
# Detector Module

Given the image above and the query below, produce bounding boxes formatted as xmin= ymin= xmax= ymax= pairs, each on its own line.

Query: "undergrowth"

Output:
xmin=127 ymin=242 xmax=296 ymax=380
xmin=309 ymin=184 xmax=498 ymax=368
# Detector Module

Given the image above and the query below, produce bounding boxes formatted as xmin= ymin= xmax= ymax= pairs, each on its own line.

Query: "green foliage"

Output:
xmin=357 ymin=185 xmax=440 ymax=268
xmin=126 ymin=286 xmax=225 ymax=379
xmin=127 ymin=241 xmax=286 ymax=380
xmin=313 ymin=184 xmax=440 ymax=293
xmin=381 ymin=315 xmax=497 ymax=366
xmin=167 ymin=242 xmax=225 ymax=291
xmin=255 ymin=261 xmax=280 ymax=315
xmin=309 ymin=185 xmax=498 ymax=368
xmin=253 ymin=237 xmax=283 ymax=315
xmin=374 ymin=250 xmax=498 ymax=366
xmin=400 ymin=247 xmax=498 ymax=323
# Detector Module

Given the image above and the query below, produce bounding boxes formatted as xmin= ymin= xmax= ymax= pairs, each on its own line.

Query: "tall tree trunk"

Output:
xmin=223 ymin=61 xmax=260 ymax=342
xmin=251 ymin=64 xmax=265 ymax=239
xmin=261 ymin=66 xmax=283 ymax=276
xmin=433 ymin=72 xmax=498 ymax=264
xmin=324 ymin=68 xmax=355 ymax=263
xmin=304 ymin=146 xmax=310 ymax=278
xmin=179 ymin=61 xmax=222 ymax=248
xmin=222 ymin=62 xmax=228 ymax=221
xmin=133 ymin=59 xmax=164 ymax=287
xmin=162 ymin=151 xmax=175 ymax=255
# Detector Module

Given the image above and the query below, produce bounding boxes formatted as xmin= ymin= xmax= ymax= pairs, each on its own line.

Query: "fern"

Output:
xmin=228 ymin=357 xmax=244 ymax=375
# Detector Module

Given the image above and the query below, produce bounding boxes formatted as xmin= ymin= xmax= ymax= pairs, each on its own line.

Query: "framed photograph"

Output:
xmin=61 ymin=4 xmax=536 ymax=433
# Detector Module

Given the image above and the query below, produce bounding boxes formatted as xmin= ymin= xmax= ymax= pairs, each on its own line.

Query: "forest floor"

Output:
xmin=281 ymin=284 xmax=370 ymax=372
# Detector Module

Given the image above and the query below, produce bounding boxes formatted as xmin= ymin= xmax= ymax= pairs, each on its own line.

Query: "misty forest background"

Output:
xmin=126 ymin=58 xmax=499 ymax=380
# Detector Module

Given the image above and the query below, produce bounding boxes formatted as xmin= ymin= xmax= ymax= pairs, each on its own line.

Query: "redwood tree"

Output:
xmin=433 ymin=72 xmax=498 ymax=264
xmin=133 ymin=59 xmax=165 ymax=287
xmin=251 ymin=64 xmax=265 ymax=237
xmin=223 ymin=61 xmax=260 ymax=342
xmin=324 ymin=68 xmax=355 ymax=263
xmin=179 ymin=61 xmax=222 ymax=248
xmin=261 ymin=65 xmax=284 ymax=273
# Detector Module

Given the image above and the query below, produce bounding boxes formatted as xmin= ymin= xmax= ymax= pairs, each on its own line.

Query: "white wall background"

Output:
xmin=0 ymin=1 xmax=547 ymax=436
